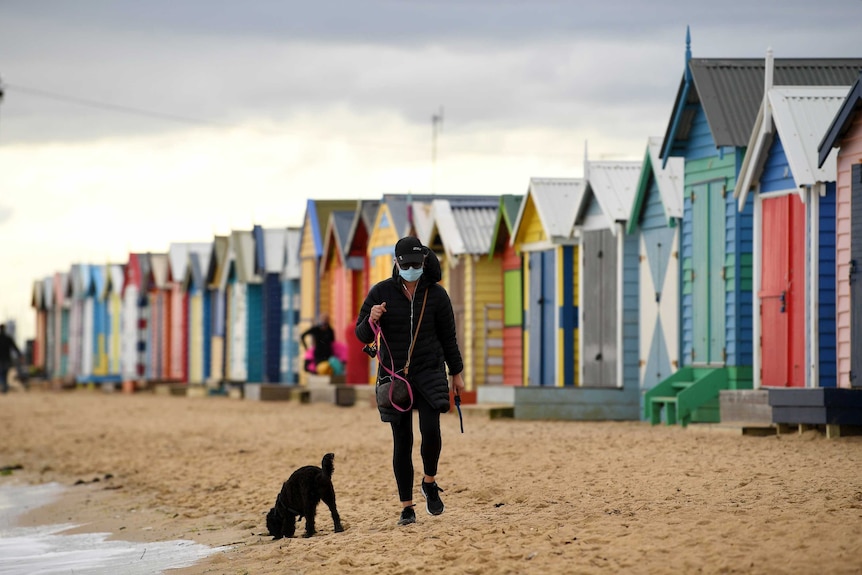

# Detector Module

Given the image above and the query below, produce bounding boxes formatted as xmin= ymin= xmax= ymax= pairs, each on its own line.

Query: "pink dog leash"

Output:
xmin=368 ymin=318 xmax=414 ymax=412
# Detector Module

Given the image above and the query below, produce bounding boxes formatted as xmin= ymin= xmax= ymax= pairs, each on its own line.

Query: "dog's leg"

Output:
xmin=283 ymin=513 xmax=296 ymax=538
xmin=302 ymin=503 xmax=318 ymax=538
xmin=320 ymin=484 xmax=344 ymax=533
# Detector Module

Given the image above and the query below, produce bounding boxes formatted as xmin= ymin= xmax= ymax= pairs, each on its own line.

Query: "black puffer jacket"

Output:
xmin=355 ymin=249 xmax=463 ymax=422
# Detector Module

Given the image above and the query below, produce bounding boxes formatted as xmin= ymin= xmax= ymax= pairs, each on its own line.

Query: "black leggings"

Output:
xmin=390 ymin=391 xmax=441 ymax=502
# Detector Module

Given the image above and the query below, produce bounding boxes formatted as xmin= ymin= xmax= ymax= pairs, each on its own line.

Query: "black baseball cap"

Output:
xmin=395 ymin=236 xmax=425 ymax=265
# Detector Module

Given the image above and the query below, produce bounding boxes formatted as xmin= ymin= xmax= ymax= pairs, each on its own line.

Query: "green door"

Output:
xmin=691 ymin=181 xmax=726 ymax=365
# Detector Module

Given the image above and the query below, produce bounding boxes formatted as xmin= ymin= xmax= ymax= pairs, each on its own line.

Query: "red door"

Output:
xmin=760 ymin=194 xmax=806 ymax=387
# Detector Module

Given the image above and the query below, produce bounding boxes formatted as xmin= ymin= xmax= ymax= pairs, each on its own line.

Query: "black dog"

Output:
xmin=266 ymin=452 xmax=344 ymax=539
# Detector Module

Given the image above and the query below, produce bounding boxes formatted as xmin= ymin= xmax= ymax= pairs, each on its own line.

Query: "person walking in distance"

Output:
xmin=355 ymin=236 xmax=465 ymax=526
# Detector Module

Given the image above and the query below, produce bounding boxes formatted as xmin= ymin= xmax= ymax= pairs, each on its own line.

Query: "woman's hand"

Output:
xmin=370 ymin=302 xmax=387 ymax=323
xmin=451 ymin=372 xmax=466 ymax=395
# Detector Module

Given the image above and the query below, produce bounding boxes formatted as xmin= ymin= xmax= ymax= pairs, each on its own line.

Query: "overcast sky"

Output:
xmin=1 ymin=0 xmax=860 ymax=342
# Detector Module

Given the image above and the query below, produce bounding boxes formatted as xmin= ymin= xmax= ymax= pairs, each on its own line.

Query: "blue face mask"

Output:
xmin=399 ymin=266 xmax=423 ymax=282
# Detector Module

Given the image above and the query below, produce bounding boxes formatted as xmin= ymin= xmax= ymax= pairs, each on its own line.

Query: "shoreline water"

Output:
xmin=0 ymin=481 xmax=227 ymax=574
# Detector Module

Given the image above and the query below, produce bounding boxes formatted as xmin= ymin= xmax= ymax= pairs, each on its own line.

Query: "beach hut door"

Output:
xmin=691 ymin=181 xmax=726 ymax=365
xmin=582 ymin=229 xmax=617 ymax=387
xmin=759 ymin=194 xmax=805 ymax=387
xmin=528 ymin=250 xmax=556 ymax=385
xmin=851 ymin=165 xmax=862 ymax=387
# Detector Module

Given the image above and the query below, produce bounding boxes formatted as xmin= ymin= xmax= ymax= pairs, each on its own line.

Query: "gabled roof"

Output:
xmin=31 ymin=279 xmax=44 ymax=310
xmin=488 ymin=194 xmax=524 ymax=257
xmin=221 ymin=229 xmax=258 ymax=287
xmin=320 ymin=210 xmax=356 ymax=274
xmin=206 ymin=236 xmax=230 ymax=289
xmin=89 ymin=265 xmax=105 ymax=298
xmin=818 ymin=73 xmax=862 ymax=167
xmin=168 ymin=242 xmax=211 ymax=285
xmin=301 ymin=199 xmax=358 ymax=258
xmin=182 ymin=243 xmax=214 ymax=291
xmin=628 ymin=137 xmax=684 ymax=234
xmin=512 ymin=178 xmax=584 ymax=247
xmin=660 ymin=31 xmax=862 ymax=159
xmin=149 ymin=254 xmax=169 ymax=290
xmin=123 ymin=253 xmax=148 ymax=294
xmin=431 ymin=198 xmax=498 ymax=262
xmin=579 ymin=161 xmax=641 ymax=232
xmin=735 ymin=85 xmax=849 ymax=208
xmin=53 ymin=272 xmax=67 ymax=306
xmin=262 ymin=228 xmax=287 ymax=274
xmin=105 ymin=264 xmax=125 ymax=298
xmin=69 ymin=264 xmax=92 ymax=299
xmin=42 ymin=276 xmax=55 ymax=309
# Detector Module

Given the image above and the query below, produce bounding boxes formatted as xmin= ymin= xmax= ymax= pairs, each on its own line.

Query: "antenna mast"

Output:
xmin=431 ymin=107 xmax=443 ymax=194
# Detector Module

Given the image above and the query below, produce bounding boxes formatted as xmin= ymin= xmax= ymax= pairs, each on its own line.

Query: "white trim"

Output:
xmin=753 ymin=193 xmax=762 ymax=390
xmin=615 ymin=223 xmax=624 ymax=389
xmin=578 ymin=238 xmax=584 ymax=388
xmin=808 ymin=184 xmax=820 ymax=389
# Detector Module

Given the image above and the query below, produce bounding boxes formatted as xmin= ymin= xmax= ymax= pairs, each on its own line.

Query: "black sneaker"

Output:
xmin=397 ymin=505 xmax=416 ymax=525
xmin=421 ymin=481 xmax=445 ymax=515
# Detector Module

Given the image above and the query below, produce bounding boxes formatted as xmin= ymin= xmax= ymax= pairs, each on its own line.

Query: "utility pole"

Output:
xmin=431 ymin=107 xmax=443 ymax=195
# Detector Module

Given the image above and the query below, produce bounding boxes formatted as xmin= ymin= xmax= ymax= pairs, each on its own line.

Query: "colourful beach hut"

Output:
xmin=31 ymin=279 xmax=47 ymax=374
xmin=281 ymin=227 xmax=302 ymax=384
xmin=147 ymin=253 xmax=169 ymax=382
xmin=256 ymin=226 xmax=287 ymax=384
xmin=183 ymin=242 xmax=214 ymax=385
xmin=121 ymin=253 xmax=149 ymax=385
xmin=488 ymin=194 xmax=524 ymax=386
xmin=320 ymin=209 xmax=361 ymax=380
xmin=103 ymin=263 xmax=125 ymax=383
xmin=68 ymin=264 xmax=94 ymax=383
xmin=220 ymin=230 xmax=258 ymax=383
xmin=52 ymin=272 xmax=70 ymax=381
xmin=628 ymin=137 xmax=685 ymax=406
xmin=426 ymin=197 xmax=502 ymax=388
xmin=818 ymin=72 xmax=862 ymax=388
xmin=298 ymin=199 xmax=357 ymax=384
xmin=511 ymin=178 xmax=583 ymax=387
xmin=206 ymin=235 xmax=229 ymax=385
xmin=650 ymin=30 xmax=862 ymax=424
xmin=576 ymin=159 xmax=641 ymax=390
xmin=734 ymin=68 xmax=848 ymax=389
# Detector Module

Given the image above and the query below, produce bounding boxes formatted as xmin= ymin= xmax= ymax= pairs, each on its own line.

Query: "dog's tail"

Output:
xmin=322 ymin=453 xmax=335 ymax=477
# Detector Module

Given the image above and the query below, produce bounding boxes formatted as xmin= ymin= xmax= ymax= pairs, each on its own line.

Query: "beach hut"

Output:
xmin=219 ymin=229 xmax=259 ymax=383
xmin=147 ymin=253 xmax=169 ymax=382
xmin=103 ymin=263 xmax=125 ymax=383
xmin=650 ymin=29 xmax=862 ymax=425
xmin=576 ymin=159 xmax=641 ymax=391
xmin=426 ymin=197 xmax=502 ymax=388
xmin=511 ymin=178 xmax=583 ymax=388
xmin=734 ymin=67 xmax=848 ymax=390
xmin=488 ymin=194 xmax=525 ymax=386
xmin=281 ymin=227 xmax=302 ymax=384
xmin=88 ymin=265 xmax=110 ymax=383
xmin=52 ymin=272 xmax=70 ymax=382
xmin=121 ymin=253 xmax=149 ymax=385
xmin=627 ymin=137 xmax=685 ymax=409
xmin=819 ymin=72 xmax=862 ymax=388
xmin=206 ymin=236 xmax=230 ymax=385
xmin=67 ymin=264 xmax=94 ymax=384
xmin=183 ymin=243 xmax=214 ymax=385
xmin=254 ymin=226 xmax=287 ymax=384
xmin=320 ymin=209 xmax=361 ymax=380
xmin=298 ymin=199 xmax=357 ymax=383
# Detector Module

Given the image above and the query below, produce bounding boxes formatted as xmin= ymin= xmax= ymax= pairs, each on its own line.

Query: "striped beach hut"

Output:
xmin=818 ymin=72 xmax=862 ymax=388
xmin=121 ymin=253 xmax=149 ymax=385
xmin=650 ymin=30 xmax=862 ymax=425
xmin=576 ymin=159 xmax=641 ymax=390
xmin=488 ymin=194 xmax=525 ymax=386
xmin=103 ymin=264 xmax=125 ymax=382
xmin=628 ymin=137 xmax=685 ymax=408
xmin=511 ymin=178 xmax=583 ymax=387
xmin=206 ymin=236 xmax=230 ymax=385
xmin=281 ymin=227 xmax=302 ymax=384
xmin=734 ymin=69 xmax=848 ymax=389
xmin=426 ymin=197 xmax=502 ymax=388
xmin=183 ymin=243 xmax=214 ymax=385
xmin=147 ymin=253 xmax=169 ymax=382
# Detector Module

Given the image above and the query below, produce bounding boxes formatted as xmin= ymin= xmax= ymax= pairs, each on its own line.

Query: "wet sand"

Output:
xmin=1 ymin=388 xmax=861 ymax=574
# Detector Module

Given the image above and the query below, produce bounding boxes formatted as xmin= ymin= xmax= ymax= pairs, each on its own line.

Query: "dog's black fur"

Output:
xmin=266 ymin=452 xmax=344 ymax=539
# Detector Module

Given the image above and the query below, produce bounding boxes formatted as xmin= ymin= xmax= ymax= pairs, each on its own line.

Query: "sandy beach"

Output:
xmin=1 ymin=387 xmax=862 ymax=575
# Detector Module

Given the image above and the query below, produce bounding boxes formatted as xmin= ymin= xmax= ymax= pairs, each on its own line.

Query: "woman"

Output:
xmin=355 ymin=236 xmax=465 ymax=526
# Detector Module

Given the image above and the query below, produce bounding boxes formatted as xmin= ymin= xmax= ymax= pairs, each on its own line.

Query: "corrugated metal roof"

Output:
xmin=646 ymin=137 xmax=684 ymax=219
xmin=735 ymin=86 xmax=849 ymax=207
xmin=450 ymin=200 xmax=498 ymax=255
xmin=663 ymin=58 xmax=862 ymax=152
xmin=514 ymin=178 xmax=585 ymax=243
xmin=584 ymin=161 xmax=641 ymax=224
xmin=818 ymin=73 xmax=862 ymax=167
